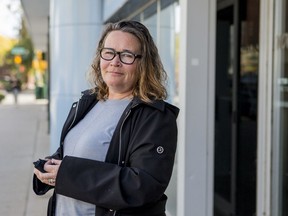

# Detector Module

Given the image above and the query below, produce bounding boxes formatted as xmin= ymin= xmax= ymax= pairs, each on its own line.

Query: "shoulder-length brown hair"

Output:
xmin=88 ymin=20 xmax=167 ymax=102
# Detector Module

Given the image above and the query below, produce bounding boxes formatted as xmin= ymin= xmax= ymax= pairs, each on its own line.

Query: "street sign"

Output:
xmin=11 ymin=47 xmax=29 ymax=55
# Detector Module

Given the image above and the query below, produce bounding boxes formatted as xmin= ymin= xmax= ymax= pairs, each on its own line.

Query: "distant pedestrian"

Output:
xmin=11 ymin=78 xmax=21 ymax=104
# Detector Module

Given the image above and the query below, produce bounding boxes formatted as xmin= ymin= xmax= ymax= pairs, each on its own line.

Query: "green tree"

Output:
xmin=0 ymin=3 xmax=33 ymax=90
xmin=4 ymin=16 xmax=34 ymax=83
xmin=15 ymin=18 xmax=34 ymax=69
xmin=0 ymin=36 xmax=17 ymax=66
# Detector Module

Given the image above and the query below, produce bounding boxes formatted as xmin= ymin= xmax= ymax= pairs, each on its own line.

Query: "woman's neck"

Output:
xmin=108 ymin=91 xmax=133 ymax=100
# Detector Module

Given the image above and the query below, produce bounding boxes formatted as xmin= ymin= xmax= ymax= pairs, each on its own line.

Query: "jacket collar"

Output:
xmin=80 ymin=88 xmax=179 ymax=117
xmin=130 ymin=97 xmax=165 ymax=112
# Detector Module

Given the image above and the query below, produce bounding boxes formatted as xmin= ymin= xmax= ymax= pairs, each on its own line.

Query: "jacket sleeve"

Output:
xmin=55 ymin=105 xmax=178 ymax=210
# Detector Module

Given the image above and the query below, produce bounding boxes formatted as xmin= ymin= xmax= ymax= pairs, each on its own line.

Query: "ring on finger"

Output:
xmin=48 ymin=178 xmax=55 ymax=184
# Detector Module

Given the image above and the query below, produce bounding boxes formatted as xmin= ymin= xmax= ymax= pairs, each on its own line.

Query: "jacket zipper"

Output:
xmin=113 ymin=103 xmax=138 ymax=216
xmin=67 ymin=99 xmax=80 ymax=132
xmin=117 ymin=103 xmax=138 ymax=165
xmin=118 ymin=109 xmax=131 ymax=166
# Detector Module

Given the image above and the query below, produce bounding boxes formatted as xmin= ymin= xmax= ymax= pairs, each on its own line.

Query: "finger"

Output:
xmin=36 ymin=171 xmax=54 ymax=183
xmin=34 ymin=169 xmax=54 ymax=185
xmin=51 ymin=159 xmax=62 ymax=165
xmin=44 ymin=163 xmax=59 ymax=174
xmin=33 ymin=168 xmax=39 ymax=175
xmin=44 ymin=178 xmax=56 ymax=186
xmin=34 ymin=168 xmax=44 ymax=180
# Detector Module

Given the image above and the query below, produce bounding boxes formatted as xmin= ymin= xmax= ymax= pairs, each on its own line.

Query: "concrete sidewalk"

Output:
xmin=0 ymin=90 xmax=53 ymax=216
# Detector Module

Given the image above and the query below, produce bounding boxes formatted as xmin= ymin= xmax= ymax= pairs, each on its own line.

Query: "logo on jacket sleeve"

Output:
xmin=156 ymin=146 xmax=164 ymax=154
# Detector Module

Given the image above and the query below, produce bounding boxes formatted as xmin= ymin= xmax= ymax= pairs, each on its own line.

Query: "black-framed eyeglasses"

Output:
xmin=100 ymin=48 xmax=142 ymax=65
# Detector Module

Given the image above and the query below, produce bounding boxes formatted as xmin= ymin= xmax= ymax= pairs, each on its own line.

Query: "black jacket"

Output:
xmin=33 ymin=90 xmax=179 ymax=216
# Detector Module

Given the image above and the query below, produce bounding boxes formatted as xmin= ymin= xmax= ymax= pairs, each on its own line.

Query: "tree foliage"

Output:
xmin=1 ymin=15 xmax=34 ymax=79
xmin=0 ymin=36 xmax=17 ymax=66
xmin=0 ymin=13 xmax=34 ymax=89
xmin=14 ymin=18 xmax=34 ymax=68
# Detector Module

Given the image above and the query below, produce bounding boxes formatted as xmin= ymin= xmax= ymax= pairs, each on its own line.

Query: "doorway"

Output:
xmin=214 ymin=0 xmax=259 ymax=215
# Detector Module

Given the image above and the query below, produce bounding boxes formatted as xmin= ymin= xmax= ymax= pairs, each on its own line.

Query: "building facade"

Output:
xmin=21 ymin=0 xmax=288 ymax=215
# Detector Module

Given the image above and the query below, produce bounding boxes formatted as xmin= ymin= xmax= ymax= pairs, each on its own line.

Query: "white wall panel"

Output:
xmin=49 ymin=0 xmax=103 ymax=153
xmin=177 ymin=0 xmax=215 ymax=215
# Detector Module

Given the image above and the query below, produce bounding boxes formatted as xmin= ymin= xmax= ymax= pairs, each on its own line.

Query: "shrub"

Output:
xmin=0 ymin=93 xmax=5 ymax=102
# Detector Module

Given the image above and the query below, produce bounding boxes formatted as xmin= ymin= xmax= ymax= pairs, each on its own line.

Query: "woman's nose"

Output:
xmin=110 ymin=54 xmax=121 ymax=66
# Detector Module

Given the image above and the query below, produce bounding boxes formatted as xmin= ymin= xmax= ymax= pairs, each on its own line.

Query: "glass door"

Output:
xmin=214 ymin=0 xmax=259 ymax=215
xmin=272 ymin=0 xmax=288 ymax=215
xmin=214 ymin=4 xmax=236 ymax=215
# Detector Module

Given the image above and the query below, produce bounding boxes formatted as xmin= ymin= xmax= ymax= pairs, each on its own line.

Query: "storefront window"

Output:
xmin=142 ymin=2 xmax=157 ymax=40
xmin=139 ymin=0 xmax=178 ymax=104
xmin=272 ymin=0 xmax=288 ymax=215
xmin=214 ymin=1 xmax=259 ymax=215
xmin=159 ymin=2 xmax=177 ymax=103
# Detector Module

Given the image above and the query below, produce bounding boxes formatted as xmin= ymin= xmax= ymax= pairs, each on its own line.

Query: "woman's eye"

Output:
xmin=121 ymin=53 xmax=133 ymax=58
xmin=105 ymin=51 xmax=114 ymax=55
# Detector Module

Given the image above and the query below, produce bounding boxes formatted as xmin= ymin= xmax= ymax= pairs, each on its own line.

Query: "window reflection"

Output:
xmin=272 ymin=0 xmax=288 ymax=215
xmin=214 ymin=1 xmax=259 ymax=215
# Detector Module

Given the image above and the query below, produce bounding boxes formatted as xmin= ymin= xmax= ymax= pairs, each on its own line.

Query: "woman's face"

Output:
xmin=100 ymin=30 xmax=141 ymax=95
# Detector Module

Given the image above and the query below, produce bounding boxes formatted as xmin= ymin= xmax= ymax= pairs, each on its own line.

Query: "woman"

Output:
xmin=33 ymin=20 xmax=179 ymax=216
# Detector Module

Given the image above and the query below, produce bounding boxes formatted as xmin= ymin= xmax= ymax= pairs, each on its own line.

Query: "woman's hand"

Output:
xmin=34 ymin=159 xmax=62 ymax=186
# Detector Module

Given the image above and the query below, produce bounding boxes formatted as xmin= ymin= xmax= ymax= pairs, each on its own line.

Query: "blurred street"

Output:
xmin=0 ymin=90 xmax=53 ymax=216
